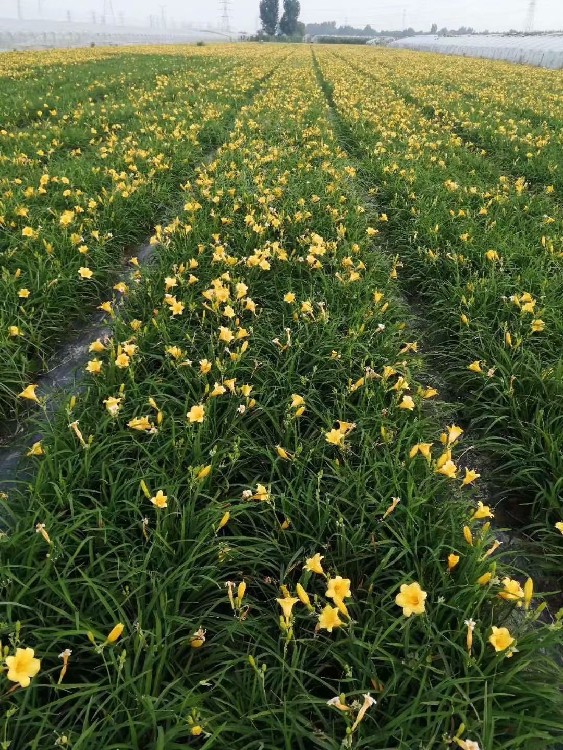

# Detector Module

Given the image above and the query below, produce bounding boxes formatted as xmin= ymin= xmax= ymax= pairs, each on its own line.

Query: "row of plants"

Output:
xmin=0 ymin=45 xmax=284 ymax=421
xmin=362 ymin=48 xmax=563 ymax=194
xmin=2 ymin=48 xmax=561 ymax=749
xmin=314 ymin=49 xmax=563 ymax=544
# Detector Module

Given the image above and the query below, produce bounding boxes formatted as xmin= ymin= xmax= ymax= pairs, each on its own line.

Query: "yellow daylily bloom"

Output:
xmin=489 ymin=626 xmax=515 ymax=654
xmin=5 ymin=647 xmax=41 ymax=688
xmin=395 ymin=581 xmax=427 ymax=617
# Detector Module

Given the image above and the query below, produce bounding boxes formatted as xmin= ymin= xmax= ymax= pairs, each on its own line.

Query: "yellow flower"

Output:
xmin=216 ymin=511 xmax=230 ymax=531
xmin=187 ymin=404 xmax=205 ymax=423
xmin=150 ymin=490 xmax=168 ymax=509
xmin=283 ymin=292 xmax=296 ymax=303
xmin=18 ymin=288 xmax=31 ymax=299
xmin=325 ymin=428 xmax=345 ymax=446
xmin=27 ymin=441 xmax=44 ymax=457
xmin=5 ymin=647 xmax=41 ymax=688
xmin=446 ymin=424 xmax=463 ymax=445
xmin=104 ymin=396 xmax=122 ymax=416
xmin=19 ymin=384 xmax=40 ymax=403
xmin=105 ymin=623 xmax=124 ymax=645
xmin=189 ymin=628 xmax=206 ymax=648
xmin=395 ymin=581 xmax=427 ymax=617
xmin=218 ymin=326 xmax=234 ymax=343
xmin=196 ymin=465 xmax=212 ymax=481
xmin=276 ymin=596 xmax=299 ymax=621
xmin=350 ymin=693 xmax=377 ymax=733
xmin=398 ymin=395 xmax=415 ymax=410
xmin=9 ymin=325 xmax=21 ymax=337
xmin=199 ymin=359 xmax=212 ymax=374
xmin=555 ymin=522 xmax=563 ymax=534
xmin=499 ymin=577 xmax=524 ymax=604
xmin=296 ymin=583 xmax=312 ymax=609
xmin=326 ymin=576 xmax=351 ymax=601
xmin=447 ymin=553 xmax=460 ymax=570
xmin=210 ymin=382 xmax=227 ymax=398
xmin=409 ymin=442 xmax=433 ymax=459
xmin=463 ymin=526 xmax=474 ymax=545
xmin=437 ymin=459 xmax=458 ymax=479
xmin=251 ymin=483 xmax=270 ymax=502
xmin=489 ymin=626 xmax=515 ymax=653
xmin=78 ymin=266 xmax=93 ymax=279
xmin=464 ymin=618 xmax=476 ymax=655
xmin=523 ymin=577 xmax=533 ymax=610
xmin=304 ymin=553 xmax=324 ymax=575
xmin=276 ymin=445 xmax=293 ymax=460
xmin=236 ymin=581 xmax=246 ymax=607
xmin=115 ymin=352 xmax=130 ymax=369
xmin=462 ymin=468 xmax=481 ymax=486
xmin=471 ymin=501 xmax=494 ymax=520
xmin=89 ymin=339 xmax=106 ymax=353
xmin=531 ymin=319 xmax=545 ymax=332
xmin=317 ymin=605 xmax=342 ymax=632
xmin=290 ymin=394 xmax=305 ymax=408
xmin=477 ymin=571 xmax=492 ymax=585
xmin=86 ymin=359 xmax=103 ymax=375
xmin=326 ymin=695 xmax=349 ymax=711
xmin=421 ymin=387 xmax=438 ymax=399
xmin=468 ymin=360 xmax=483 ymax=373
xmin=127 ymin=416 xmax=154 ymax=432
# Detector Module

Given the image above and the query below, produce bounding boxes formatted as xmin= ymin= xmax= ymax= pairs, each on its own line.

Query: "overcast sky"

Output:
xmin=5 ymin=0 xmax=563 ymax=34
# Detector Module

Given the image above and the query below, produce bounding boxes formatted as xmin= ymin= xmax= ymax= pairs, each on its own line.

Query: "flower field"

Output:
xmin=0 ymin=45 xmax=562 ymax=749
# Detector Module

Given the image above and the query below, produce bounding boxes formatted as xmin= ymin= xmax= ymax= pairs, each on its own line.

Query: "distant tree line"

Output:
xmin=304 ymin=21 xmax=477 ymax=39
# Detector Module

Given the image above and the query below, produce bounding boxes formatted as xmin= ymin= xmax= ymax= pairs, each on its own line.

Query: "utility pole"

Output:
xmin=402 ymin=8 xmax=406 ymax=29
xmin=524 ymin=0 xmax=537 ymax=32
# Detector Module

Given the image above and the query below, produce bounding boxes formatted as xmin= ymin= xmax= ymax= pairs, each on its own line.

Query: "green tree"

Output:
xmin=279 ymin=0 xmax=300 ymax=36
xmin=259 ymin=0 xmax=279 ymax=36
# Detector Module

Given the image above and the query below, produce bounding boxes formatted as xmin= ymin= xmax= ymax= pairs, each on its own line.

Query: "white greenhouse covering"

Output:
xmin=0 ymin=18 xmax=232 ymax=52
xmin=390 ymin=34 xmax=563 ymax=70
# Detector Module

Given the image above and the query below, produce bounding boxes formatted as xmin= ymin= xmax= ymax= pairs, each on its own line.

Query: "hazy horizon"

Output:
xmin=2 ymin=0 xmax=562 ymax=35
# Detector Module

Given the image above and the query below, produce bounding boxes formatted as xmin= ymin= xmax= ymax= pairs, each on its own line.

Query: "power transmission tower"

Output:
xmin=219 ymin=0 xmax=231 ymax=33
xmin=158 ymin=4 xmax=167 ymax=28
xmin=102 ymin=0 xmax=116 ymax=25
xmin=402 ymin=8 xmax=407 ymax=29
xmin=524 ymin=0 xmax=537 ymax=32
xmin=16 ymin=0 xmax=23 ymax=20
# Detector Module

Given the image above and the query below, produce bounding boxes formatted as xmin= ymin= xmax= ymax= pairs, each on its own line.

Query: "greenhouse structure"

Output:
xmin=390 ymin=34 xmax=563 ymax=69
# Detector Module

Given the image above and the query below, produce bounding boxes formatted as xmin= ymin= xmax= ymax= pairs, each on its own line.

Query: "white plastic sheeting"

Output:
xmin=390 ymin=34 xmax=563 ymax=70
xmin=0 ymin=18 xmax=231 ymax=52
